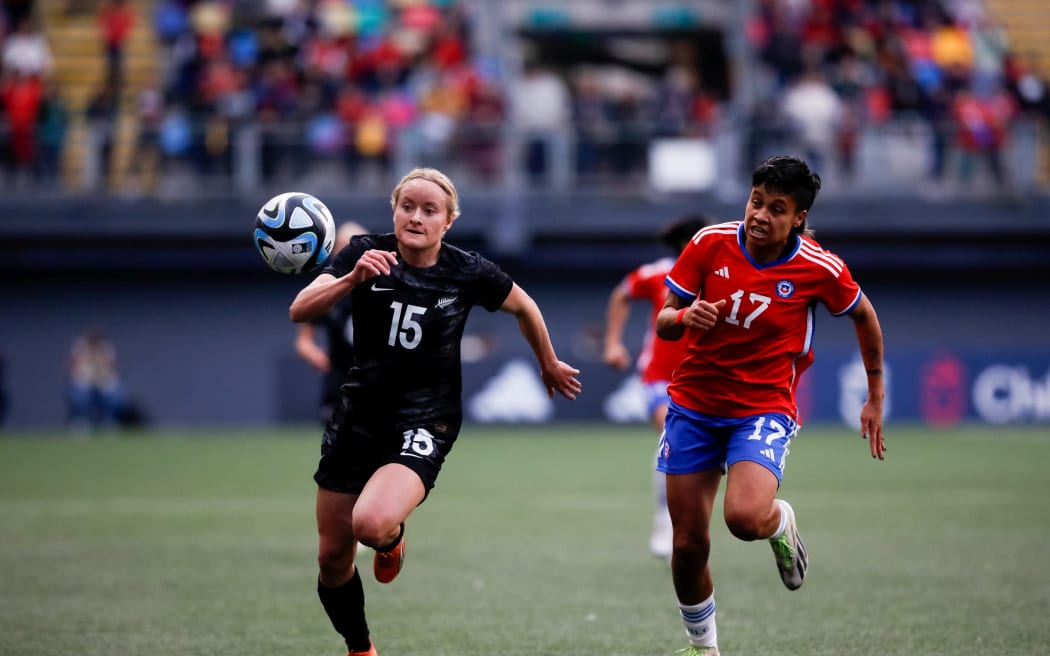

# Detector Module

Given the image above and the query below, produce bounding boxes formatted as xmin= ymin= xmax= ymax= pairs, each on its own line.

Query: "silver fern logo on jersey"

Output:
xmin=436 ymin=296 xmax=457 ymax=310
xmin=776 ymin=280 xmax=795 ymax=298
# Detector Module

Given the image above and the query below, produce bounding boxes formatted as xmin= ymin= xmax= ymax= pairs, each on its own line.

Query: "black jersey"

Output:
xmin=313 ymin=294 xmax=354 ymax=418
xmin=318 ymin=295 xmax=355 ymax=377
xmin=322 ymin=233 xmax=513 ymax=427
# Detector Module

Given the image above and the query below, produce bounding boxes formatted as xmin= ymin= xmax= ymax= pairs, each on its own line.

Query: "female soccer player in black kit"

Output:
xmin=289 ymin=167 xmax=582 ymax=656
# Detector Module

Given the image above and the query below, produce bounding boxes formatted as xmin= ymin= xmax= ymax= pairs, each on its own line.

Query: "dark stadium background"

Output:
xmin=0 ymin=0 xmax=1048 ymax=429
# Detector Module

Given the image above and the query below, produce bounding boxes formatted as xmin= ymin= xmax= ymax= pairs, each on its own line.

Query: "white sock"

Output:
xmin=652 ymin=450 xmax=671 ymax=533
xmin=679 ymin=594 xmax=717 ymax=648
xmin=770 ymin=499 xmax=788 ymax=539
xmin=652 ymin=445 xmax=667 ymax=509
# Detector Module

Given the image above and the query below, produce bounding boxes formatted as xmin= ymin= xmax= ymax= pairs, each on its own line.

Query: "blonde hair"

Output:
xmin=390 ymin=167 xmax=461 ymax=222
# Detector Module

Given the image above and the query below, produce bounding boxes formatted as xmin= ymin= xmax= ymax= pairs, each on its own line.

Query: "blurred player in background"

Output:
xmin=295 ymin=221 xmax=367 ymax=424
xmin=603 ymin=214 xmax=711 ymax=560
xmin=654 ymin=155 xmax=886 ymax=655
xmin=289 ymin=167 xmax=582 ymax=656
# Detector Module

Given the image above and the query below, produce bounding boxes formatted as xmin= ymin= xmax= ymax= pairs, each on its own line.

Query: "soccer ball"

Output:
xmin=253 ymin=192 xmax=337 ymax=274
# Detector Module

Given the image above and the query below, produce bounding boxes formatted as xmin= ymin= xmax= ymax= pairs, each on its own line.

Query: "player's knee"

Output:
xmin=317 ymin=542 xmax=353 ymax=581
xmin=672 ymin=525 xmax=711 ymax=559
xmin=724 ymin=507 xmax=765 ymax=541
xmin=351 ymin=512 xmax=399 ymax=549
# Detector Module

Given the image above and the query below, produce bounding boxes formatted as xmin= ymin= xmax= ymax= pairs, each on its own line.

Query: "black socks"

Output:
xmin=318 ymin=568 xmax=370 ymax=652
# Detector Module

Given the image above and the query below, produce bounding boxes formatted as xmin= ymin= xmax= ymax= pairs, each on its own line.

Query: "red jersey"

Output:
xmin=666 ymin=221 xmax=861 ymax=420
xmin=621 ymin=256 xmax=689 ymax=383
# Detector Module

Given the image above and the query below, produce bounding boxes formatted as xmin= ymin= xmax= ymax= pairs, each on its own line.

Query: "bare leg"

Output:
xmin=722 ymin=461 xmax=781 ymax=541
xmin=317 ymin=488 xmax=360 ymax=587
xmin=352 ymin=463 xmax=425 ymax=549
xmin=666 ymin=469 xmax=723 ymax=604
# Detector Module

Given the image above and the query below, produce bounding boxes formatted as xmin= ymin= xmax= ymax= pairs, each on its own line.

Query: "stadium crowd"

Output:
xmin=141 ymin=0 xmax=498 ymax=187
xmin=0 ymin=0 xmax=1046 ymax=194
xmin=745 ymin=0 xmax=1050 ymax=190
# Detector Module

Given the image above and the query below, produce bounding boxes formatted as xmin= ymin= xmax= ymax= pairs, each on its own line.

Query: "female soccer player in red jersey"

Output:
xmin=653 ymin=155 xmax=886 ymax=656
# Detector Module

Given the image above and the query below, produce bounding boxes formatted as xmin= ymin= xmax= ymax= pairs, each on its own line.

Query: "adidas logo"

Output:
xmin=761 ymin=448 xmax=775 ymax=461
xmin=714 ymin=266 xmax=730 ymax=279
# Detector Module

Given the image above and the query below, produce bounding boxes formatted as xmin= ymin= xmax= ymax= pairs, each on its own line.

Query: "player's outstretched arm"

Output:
xmin=500 ymin=284 xmax=582 ymax=400
xmin=289 ymin=273 xmax=351 ymax=323
xmin=289 ymin=249 xmax=398 ymax=322
xmin=603 ymin=283 xmax=632 ymax=370
xmin=849 ymin=293 xmax=886 ymax=460
xmin=294 ymin=323 xmax=330 ymax=372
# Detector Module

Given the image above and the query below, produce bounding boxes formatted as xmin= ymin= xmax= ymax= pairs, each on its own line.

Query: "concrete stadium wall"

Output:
xmin=1 ymin=268 xmax=1046 ymax=430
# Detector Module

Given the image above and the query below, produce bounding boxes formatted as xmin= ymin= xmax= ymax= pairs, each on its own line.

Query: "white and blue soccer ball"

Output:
xmin=253 ymin=191 xmax=337 ymax=274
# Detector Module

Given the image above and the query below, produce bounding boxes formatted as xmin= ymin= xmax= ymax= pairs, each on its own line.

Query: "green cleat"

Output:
xmin=769 ymin=499 xmax=808 ymax=590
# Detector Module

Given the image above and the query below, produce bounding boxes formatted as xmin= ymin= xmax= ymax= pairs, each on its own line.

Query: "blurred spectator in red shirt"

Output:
xmin=1 ymin=70 xmax=43 ymax=175
xmin=100 ymin=0 xmax=135 ymax=91
xmin=952 ymin=82 xmax=1016 ymax=189
xmin=800 ymin=2 xmax=845 ymax=60
xmin=198 ymin=53 xmax=242 ymax=109
xmin=428 ymin=17 xmax=467 ymax=71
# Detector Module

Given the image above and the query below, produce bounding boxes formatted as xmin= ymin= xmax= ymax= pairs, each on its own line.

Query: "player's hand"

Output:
xmin=859 ymin=400 xmax=886 ymax=460
xmin=351 ymin=249 xmax=399 ymax=285
xmin=603 ymin=343 xmax=631 ymax=370
xmin=307 ymin=352 xmax=331 ymax=373
xmin=685 ymin=298 xmax=726 ymax=330
xmin=542 ymin=361 xmax=582 ymax=400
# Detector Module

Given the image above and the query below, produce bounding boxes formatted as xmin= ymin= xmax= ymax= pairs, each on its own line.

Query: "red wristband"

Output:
xmin=675 ymin=308 xmax=688 ymax=325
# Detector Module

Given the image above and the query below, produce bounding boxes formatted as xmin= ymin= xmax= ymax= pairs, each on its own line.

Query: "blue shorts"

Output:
xmin=644 ymin=380 xmax=670 ymax=417
xmin=656 ymin=400 xmax=797 ymax=483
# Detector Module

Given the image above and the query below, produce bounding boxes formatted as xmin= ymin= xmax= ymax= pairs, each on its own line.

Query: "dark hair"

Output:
xmin=659 ymin=214 xmax=712 ymax=252
xmin=751 ymin=156 xmax=822 ymax=235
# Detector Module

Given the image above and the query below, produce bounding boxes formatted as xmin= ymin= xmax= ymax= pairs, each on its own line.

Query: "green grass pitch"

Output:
xmin=1 ymin=424 xmax=1049 ymax=656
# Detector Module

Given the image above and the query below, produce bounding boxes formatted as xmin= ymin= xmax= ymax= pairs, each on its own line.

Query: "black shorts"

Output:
xmin=313 ymin=396 xmax=461 ymax=497
xmin=317 ymin=370 xmax=344 ymax=425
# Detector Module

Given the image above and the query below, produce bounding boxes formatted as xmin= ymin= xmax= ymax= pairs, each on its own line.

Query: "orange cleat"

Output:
xmin=373 ymin=528 xmax=405 ymax=584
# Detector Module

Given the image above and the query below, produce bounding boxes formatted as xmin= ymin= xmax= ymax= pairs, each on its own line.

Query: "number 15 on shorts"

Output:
xmin=401 ymin=427 xmax=436 ymax=457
